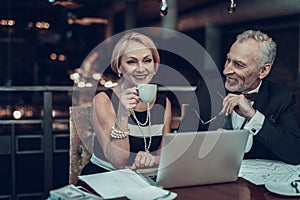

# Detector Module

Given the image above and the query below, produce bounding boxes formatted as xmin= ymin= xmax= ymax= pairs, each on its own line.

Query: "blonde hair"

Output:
xmin=110 ymin=32 xmax=160 ymax=74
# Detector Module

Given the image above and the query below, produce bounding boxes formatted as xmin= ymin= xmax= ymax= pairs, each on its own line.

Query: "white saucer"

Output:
xmin=265 ymin=182 xmax=300 ymax=197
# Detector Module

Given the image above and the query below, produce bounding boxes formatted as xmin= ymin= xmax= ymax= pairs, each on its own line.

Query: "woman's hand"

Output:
xmin=130 ymin=151 xmax=159 ymax=170
xmin=119 ymin=87 xmax=139 ymax=116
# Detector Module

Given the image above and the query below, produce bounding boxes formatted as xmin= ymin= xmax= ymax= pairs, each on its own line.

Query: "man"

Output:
xmin=221 ymin=30 xmax=300 ymax=165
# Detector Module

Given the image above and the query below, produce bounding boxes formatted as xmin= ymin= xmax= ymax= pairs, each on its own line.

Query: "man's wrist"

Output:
xmin=244 ymin=111 xmax=265 ymax=135
xmin=246 ymin=109 xmax=257 ymax=121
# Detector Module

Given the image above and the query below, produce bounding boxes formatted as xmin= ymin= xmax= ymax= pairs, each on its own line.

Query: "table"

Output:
xmin=78 ymin=178 xmax=300 ymax=200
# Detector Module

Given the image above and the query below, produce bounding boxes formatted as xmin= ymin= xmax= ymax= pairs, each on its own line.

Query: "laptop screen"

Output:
xmin=152 ymin=130 xmax=249 ymax=188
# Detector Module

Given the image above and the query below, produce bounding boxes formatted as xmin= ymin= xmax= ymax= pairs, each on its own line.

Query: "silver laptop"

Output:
xmin=139 ymin=130 xmax=249 ymax=188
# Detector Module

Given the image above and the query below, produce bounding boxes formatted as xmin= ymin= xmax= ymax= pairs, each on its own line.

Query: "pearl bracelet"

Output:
xmin=110 ymin=126 xmax=129 ymax=139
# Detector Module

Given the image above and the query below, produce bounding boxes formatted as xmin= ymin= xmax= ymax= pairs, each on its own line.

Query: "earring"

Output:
xmin=153 ymin=71 xmax=156 ymax=75
xmin=118 ymin=73 xmax=121 ymax=78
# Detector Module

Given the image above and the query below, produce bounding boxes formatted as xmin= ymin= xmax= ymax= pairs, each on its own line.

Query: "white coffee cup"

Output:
xmin=138 ymin=84 xmax=157 ymax=103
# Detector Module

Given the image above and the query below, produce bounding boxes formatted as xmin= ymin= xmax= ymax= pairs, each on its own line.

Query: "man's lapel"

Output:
xmin=253 ymin=80 xmax=270 ymax=111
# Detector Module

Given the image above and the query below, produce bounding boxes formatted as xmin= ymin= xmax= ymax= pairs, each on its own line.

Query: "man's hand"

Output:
xmin=222 ymin=94 xmax=256 ymax=120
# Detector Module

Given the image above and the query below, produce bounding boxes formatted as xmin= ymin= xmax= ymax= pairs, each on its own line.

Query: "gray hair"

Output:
xmin=236 ymin=30 xmax=277 ymax=68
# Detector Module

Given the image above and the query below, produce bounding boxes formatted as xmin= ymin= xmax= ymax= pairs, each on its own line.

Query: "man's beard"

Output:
xmin=225 ymin=78 xmax=258 ymax=93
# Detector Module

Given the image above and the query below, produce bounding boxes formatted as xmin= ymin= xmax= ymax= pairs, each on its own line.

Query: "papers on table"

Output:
xmin=48 ymin=184 xmax=102 ymax=200
xmin=125 ymin=186 xmax=176 ymax=200
xmin=78 ymin=168 xmax=177 ymax=199
xmin=238 ymin=159 xmax=300 ymax=185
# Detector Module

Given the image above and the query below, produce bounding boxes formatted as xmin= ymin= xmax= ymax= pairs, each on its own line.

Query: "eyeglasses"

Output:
xmin=195 ymin=91 xmax=225 ymax=125
xmin=195 ymin=110 xmax=224 ymax=125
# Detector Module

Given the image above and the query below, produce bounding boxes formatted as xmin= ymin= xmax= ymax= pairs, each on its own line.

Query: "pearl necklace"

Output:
xmin=130 ymin=103 xmax=152 ymax=152
xmin=130 ymin=103 xmax=150 ymax=127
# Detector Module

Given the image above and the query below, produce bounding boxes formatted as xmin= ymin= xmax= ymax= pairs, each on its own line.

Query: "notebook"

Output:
xmin=138 ymin=130 xmax=249 ymax=188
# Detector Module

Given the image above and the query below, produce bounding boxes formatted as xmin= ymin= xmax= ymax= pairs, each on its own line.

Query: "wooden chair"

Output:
xmin=69 ymin=106 xmax=95 ymax=185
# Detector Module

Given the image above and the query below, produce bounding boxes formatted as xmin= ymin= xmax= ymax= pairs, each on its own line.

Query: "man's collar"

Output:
xmin=243 ymin=80 xmax=262 ymax=94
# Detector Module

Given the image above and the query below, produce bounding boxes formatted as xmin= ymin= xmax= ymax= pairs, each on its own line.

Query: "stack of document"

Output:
xmin=78 ymin=168 xmax=177 ymax=200
xmin=238 ymin=159 xmax=300 ymax=185
xmin=48 ymin=184 xmax=102 ymax=200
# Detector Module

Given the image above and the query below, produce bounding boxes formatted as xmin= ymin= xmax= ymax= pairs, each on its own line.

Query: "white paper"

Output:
xmin=125 ymin=186 xmax=177 ymax=200
xmin=78 ymin=168 xmax=177 ymax=199
xmin=238 ymin=159 xmax=300 ymax=185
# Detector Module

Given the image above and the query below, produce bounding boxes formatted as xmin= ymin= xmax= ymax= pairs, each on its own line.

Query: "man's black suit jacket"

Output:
xmin=180 ymin=79 xmax=300 ymax=165
xmin=243 ymin=80 xmax=300 ymax=164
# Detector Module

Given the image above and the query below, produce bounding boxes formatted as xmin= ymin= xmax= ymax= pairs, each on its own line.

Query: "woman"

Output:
xmin=81 ymin=32 xmax=172 ymax=175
